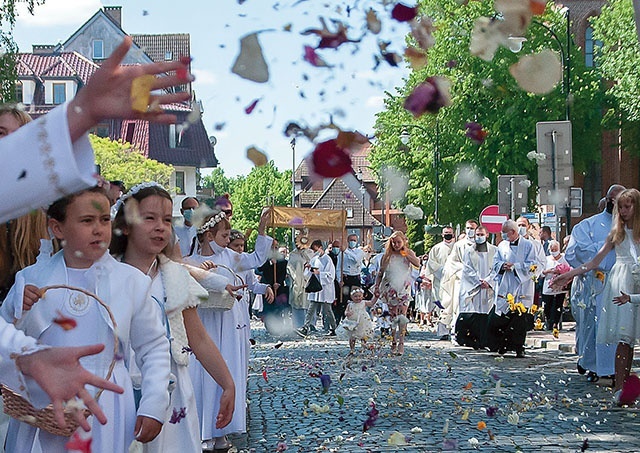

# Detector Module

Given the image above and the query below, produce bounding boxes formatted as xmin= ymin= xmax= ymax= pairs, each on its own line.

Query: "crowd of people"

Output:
xmin=1 ymin=36 xmax=640 ymax=453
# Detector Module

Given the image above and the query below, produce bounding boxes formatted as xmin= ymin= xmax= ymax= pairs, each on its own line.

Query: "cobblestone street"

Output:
xmin=229 ymin=322 xmax=640 ymax=453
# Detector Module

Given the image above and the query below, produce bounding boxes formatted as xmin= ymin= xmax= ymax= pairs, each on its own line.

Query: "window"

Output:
xmin=14 ymin=82 xmax=23 ymax=103
xmin=125 ymin=123 xmax=136 ymax=143
xmin=53 ymin=83 xmax=66 ymax=104
xmin=164 ymin=51 xmax=173 ymax=61
xmin=169 ymin=123 xmax=185 ymax=148
xmin=585 ymin=26 xmax=602 ymax=68
xmin=346 ymin=208 xmax=354 ymax=218
xmin=175 ymin=171 xmax=185 ymax=195
xmin=89 ymin=122 xmax=110 ymax=138
xmin=93 ymin=40 xmax=104 ymax=59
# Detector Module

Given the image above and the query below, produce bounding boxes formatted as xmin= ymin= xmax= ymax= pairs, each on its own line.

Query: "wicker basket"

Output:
xmin=2 ymin=284 xmax=119 ymax=437
xmin=200 ymin=264 xmax=245 ymax=311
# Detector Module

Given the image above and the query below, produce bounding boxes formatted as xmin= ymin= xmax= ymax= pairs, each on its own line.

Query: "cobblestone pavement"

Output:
xmin=226 ymin=322 xmax=640 ymax=453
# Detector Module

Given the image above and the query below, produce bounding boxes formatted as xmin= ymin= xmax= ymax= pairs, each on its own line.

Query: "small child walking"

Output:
xmin=340 ymin=288 xmax=375 ymax=354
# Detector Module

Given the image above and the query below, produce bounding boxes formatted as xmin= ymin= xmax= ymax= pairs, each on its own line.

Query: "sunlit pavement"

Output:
xmin=226 ymin=321 xmax=640 ymax=453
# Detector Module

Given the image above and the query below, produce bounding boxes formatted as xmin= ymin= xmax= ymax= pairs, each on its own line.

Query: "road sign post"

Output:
xmin=498 ymin=175 xmax=529 ymax=219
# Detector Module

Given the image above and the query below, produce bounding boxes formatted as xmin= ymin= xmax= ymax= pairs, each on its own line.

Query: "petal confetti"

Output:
xmin=308 ymin=138 xmax=353 ymax=178
xmin=391 ymin=3 xmax=418 ymax=22
xmin=231 ymin=33 xmax=270 ymax=83
xmin=303 ymin=45 xmax=331 ymax=67
xmin=509 ymin=49 xmax=562 ymax=94
xmin=404 ymin=76 xmax=451 ymax=117
xmin=246 ymin=146 xmax=269 ymax=167
xmin=169 ymin=407 xmax=187 ymax=424
xmin=245 ymin=98 xmax=260 ymax=114
xmin=53 ymin=310 xmax=77 ymax=331
xmin=65 ymin=431 xmax=92 ymax=453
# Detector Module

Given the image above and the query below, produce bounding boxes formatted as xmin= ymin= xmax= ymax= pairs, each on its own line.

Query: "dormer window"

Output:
xmin=93 ymin=40 xmax=104 ymax=59
xmin=164 ymin=51 xmax=173 ymax=61
xmin=53 ymin=83 xmax=66 ymax=104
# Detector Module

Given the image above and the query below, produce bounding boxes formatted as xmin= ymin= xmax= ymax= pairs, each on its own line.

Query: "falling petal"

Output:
xmin=404 ymin=76 xmax=451 ymax=117
xmin=469 ymin=17 xmax=506 ymax=62
xmin=403 ymin=204 xmax=424 ymax=220
xmin=65 ymin=431 xmax=92 ymax=453
xmin=509 ymin=49 xmax=562 ymax=94
xmin=262 ymin=370 xmax=268 ymax=382
xmin=530 ymin=0 xmax=547 ymax=15
xmin=303 ymin=45 xmax=331 ymax=67
xmin=231 ymin=33 xmax=270 ymax=83
xmin=130 ymin=74 xmax=155 ymax=113
xmin=495 ymin=0 xmax=533 ymax=36
xmin=366 ymin=8 xmax=382 ymax=34
xmin=405 ymin=46 xmax=428 ymax=69
xmin=245 ymin=98 xmax=260 ymax=114
xmin=169 ymin=407 xmax=187 ymax=424
xmin=53 ymin=310 xmax=77 ymax=331
xmin=477 ymin=421 xmax=487 ymax=430
xmin=465 ymin=121 xmax=488 ymax=144
xmin=246 ymin=146 xmax=268 ymax=167
xmin=391 ymin=3 xmax=418 ymax=22
xmin=410 ymin=16 xmax=436 ymax=50
xmin=301 ymin=17 xmax=359 ymax=49
xmin=307 ymin=139 xmax=352 ymax=178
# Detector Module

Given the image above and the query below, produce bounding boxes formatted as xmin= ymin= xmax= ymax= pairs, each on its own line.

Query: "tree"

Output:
xmin=371 ymin=0 xmax=604 ymax=243
xmin=229 ymin=162 xmax=292 ymax=249
xmin=201 ymin=167 xmax=237 ymax=198
xmin=592 ymin=0 xmax=640 ymax=155
xmin=1 ymin=1 xmax=44 ymax=101
xmin=90 ymin=135 xmax=174 ymax=188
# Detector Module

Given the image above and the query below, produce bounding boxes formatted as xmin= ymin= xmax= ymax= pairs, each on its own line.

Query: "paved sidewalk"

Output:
xmin=229 ymin=322 xmax=640 ymax=453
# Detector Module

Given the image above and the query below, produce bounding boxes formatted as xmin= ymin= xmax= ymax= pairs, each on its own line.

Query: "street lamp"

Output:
xmin=357 ymin=169 xmax=366 ymax=239
xmin=400 ymin=119 xmax=441 ymax=225
xmin=508 ymin=8 xmax=571 ymax=120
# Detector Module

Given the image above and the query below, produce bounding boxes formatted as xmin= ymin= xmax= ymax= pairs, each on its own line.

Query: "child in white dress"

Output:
xmin=553 ymin=189 xmax=640 ymax=405
xmin=110 ymin=182 xmax=236 ymax=453
xmin=0 ymin=186 xmax=171 ymax=452
xmin=341 ymin=288 xmax=375 ymax=353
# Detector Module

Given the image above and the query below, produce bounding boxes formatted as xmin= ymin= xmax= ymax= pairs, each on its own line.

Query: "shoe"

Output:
xmin=295 ymin=327 xmax=308 ymax=338
xmin=213 ymin=435 xmax=232 ymax=450
xmin=309 ymin=325 xmax=318 ymax=332
xmin=202 ymin=439 xmax=215 ymax=451
xmin=587 ymin=372 xmax=599 ymax=383
xmin=325 ymin=330 xmax=337 ymax=337
xmin=577 ymin=363 xmax=587 ymax=375
xmin=515 ymin=349 xmax=525 ymax=358
xmin=439 ymin=334 xmax=451 ymax=341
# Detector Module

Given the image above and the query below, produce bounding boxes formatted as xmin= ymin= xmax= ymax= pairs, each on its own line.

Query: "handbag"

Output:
xmin=305 ymin=273 xmax=323 ymax=293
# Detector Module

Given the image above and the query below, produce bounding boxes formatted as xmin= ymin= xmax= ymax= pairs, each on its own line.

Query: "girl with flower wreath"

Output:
xmin=553 ymin=188 xmax=640 ymax=405
xmin=184 ymin=209 xmax=272 ymax=450
xmin=110 ymin=182 xmax=236 ymax=453
xmin=373 ymin=231 xmax=420 ymax=355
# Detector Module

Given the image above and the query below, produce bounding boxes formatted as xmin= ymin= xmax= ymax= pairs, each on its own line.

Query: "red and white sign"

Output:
xmin=480 ymin=205 xmax=508 ymax=234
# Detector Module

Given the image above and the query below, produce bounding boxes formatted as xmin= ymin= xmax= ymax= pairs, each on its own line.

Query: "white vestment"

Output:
xmin=459 ymin=244 xmax=497 ymax=314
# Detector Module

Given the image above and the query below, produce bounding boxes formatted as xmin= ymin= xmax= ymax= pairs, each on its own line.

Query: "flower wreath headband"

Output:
xmin=197 ymin=210 xmax=227 ymax=235
xmin=112 ymin=181 xmax=168 ymax=216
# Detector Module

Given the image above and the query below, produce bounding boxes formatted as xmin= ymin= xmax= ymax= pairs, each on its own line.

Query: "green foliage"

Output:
xmin=201 ymin=167 xmax=239 ymax=196
xmin=592 ymin=0 xmax=640 ymax=155
xmin=371 ymin=0 xmax=604 ymax=246
xmin=229 ymin=162 xmax=292 ymax=249
xmin=90 ymin=135 xmax=174 ymax=188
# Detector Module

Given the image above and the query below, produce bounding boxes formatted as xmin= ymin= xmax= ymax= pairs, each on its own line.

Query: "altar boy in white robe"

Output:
xmin=486 ymin=220 xmax=544 ymax=357
xmin=455 ymin=226 xmax=497 ymax=349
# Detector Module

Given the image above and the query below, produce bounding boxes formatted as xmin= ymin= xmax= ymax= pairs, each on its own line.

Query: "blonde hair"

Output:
xmin=0 ymin=104 xmax=32 ymax=127
xmin=608 ymin=188 xmax=640 ymax=246
xmin=380 ymin=231 xmax=409 ymax=274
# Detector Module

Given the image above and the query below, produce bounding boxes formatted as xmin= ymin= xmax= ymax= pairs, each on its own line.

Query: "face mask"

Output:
xmin=551 ymin=250 xmax=561 ymax=257
xmin=348 ymin=240 xmax=357 ymax=249
xmin=501 ymin=232 xmax=509 ymax=242
xmin=209 ymin=240 xmax=226 ymax=254
xmin=332 ymin=247 xmax=340 ymax=255
xmin=606 ymin=200 xmax=615 ymax=214
xmin=465 ymin=228 xmax=475 ymax=238
xmin=517 ymin=226 xmax=527 ymax=236
xmin=183 ymin=208 xmax=194 ymax=222
xmin=443 ymin=233 xmax=454 ymax=241
xmin=475 ymin=236 xmax=486 ymax=244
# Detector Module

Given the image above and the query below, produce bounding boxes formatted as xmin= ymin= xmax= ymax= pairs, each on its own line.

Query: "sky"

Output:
xmin=10 ymin=0 xmax=412 ymax=177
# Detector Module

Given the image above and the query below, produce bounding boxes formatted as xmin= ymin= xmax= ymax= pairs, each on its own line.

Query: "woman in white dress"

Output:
xmin=184 ymin=210 xmax=272 ymax=450
xmin=111 ymin=183 xmax=236 ymax=453
xmin=553 ymin=189 xmax=640 ymax=403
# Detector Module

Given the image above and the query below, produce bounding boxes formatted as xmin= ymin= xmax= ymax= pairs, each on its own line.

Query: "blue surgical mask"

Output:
xmin=475 ymin=236 xmax=486 ymax=244
xmin=518 ymin=226 xmax=527 ymax=236
xmin=183 ymin=208 xmax=194 ymax=222
xmin=501 ymin=232 xmax=509 ymax=241
xmin=209 ymin=240 xmax=226 ymax=254
xmin=332 ymin=247 xmax=340 ymax=255
xmin=466 ymin=228 xmax=475 ymax=238
xmin=348 ymin=240 xmax=357 ymax=249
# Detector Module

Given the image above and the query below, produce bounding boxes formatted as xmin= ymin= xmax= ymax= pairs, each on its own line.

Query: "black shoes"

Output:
xmin=577 ymin=363 xmax=587 ymax=375
xmin=325 ymin=330 xmax=337 ymax=337
xmin=296 ymin=327 xmax=308 ymax=338
xmin=586 ymin=371 xmax=600 ymax=383
xmin=515 ymin=349 xmax=525 ymax=358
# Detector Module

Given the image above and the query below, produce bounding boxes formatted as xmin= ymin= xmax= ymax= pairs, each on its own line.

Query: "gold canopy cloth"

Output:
xmin=265 ymin=206 xmax=347 ymax=231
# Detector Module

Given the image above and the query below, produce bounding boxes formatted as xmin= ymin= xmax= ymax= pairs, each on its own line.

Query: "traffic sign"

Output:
xmin=480 ymin=205 xmax=508 ymax=234
xmin=536 ymin=121 xmax=573 ymax=207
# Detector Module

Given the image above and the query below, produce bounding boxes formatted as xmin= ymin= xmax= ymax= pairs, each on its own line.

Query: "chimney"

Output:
xmin=104 ymin=6 xmax=122 ymax=28
xmin=32 ymin=44 xmax=56 ymax=55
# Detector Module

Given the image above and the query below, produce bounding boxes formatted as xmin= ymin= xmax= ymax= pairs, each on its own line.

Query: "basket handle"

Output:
xmin=213 ymin=264 xmax=246 ymax=287
xmin=37 ymin=285 xmax=119 ymax=401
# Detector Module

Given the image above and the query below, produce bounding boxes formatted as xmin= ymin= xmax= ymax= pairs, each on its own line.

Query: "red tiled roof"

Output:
xmin=17 ymin=52 xmax=99 ymax=83
xmin=311 ymin=179 xmax=378 ymax=227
